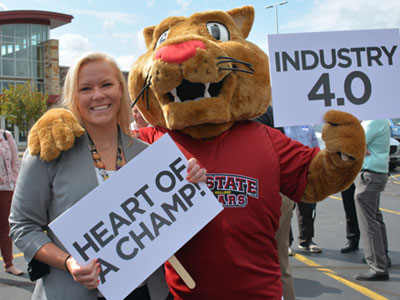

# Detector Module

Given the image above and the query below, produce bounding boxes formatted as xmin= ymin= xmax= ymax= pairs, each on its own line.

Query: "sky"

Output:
xmin=1 ymin=0 xmax=400 ymax=71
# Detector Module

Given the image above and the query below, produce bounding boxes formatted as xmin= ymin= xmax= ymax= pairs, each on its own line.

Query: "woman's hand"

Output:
xmin=186 ymin=158 xmax=207 ymax=183
xmin=66 ymin=256 xmax=100 ymax=290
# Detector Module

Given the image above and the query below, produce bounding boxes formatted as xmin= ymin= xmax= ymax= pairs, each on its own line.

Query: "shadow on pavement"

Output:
xmin=293 ymin=277 xmax=342 ymax=298
xmin=0 ymin=276 xmax=34 ymax=293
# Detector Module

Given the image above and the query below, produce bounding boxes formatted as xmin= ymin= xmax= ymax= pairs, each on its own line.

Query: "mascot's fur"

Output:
xmin=27 ymin=6 xmax=366 ymax=298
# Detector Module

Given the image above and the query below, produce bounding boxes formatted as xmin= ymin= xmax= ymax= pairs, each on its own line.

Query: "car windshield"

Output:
xmin=392 ymin=118 xmax=400 ymax=126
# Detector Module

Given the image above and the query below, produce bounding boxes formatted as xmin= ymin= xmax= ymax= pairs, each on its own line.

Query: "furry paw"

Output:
xmin=303 ymin=110 xmax=366 ymax=202
xmin=28 ymin=108 xmax=85 ymax=161
xmin=322 ymin=110 xmax=366 ymax=163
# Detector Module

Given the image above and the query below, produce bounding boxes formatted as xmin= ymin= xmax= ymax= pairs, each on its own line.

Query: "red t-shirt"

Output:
xmin=138 ymin=121 xmax=319 ymax=300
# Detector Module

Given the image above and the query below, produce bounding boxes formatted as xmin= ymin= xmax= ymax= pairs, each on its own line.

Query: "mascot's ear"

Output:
xmin=226 ymin=6 xmax=254 ymax=39
xmin=143 ymin=25 xmax=156 ymax=48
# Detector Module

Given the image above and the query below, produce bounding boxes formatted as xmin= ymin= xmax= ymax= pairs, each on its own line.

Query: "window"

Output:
xmin=0 ymin=23 xmax=49 ymax=146
xmin=15 ymin=24 xmax=27 ymax=38
xmin=0 ymin=24 xmax=48 ymax=79
xmin=16 ymin=60 xmax=29 ymax=77
xmin=2 ymin=59 xmax=14 ymax=76
xmin=15 ymin=39 xmax=28 ymax=59
xmin=1 ymin=24 xmax=13 ymax=37
xmin=31 ymin=24 xmax=43 ymax=43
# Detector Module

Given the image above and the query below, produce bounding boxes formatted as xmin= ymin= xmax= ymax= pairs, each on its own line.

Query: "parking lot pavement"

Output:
xmin=0 ymin=252 xmax=33 ymax=300
xmin=1 ymin=172 xmax=400 ymax=300
xmin=289 ymin=171 xmax=400 ymax=300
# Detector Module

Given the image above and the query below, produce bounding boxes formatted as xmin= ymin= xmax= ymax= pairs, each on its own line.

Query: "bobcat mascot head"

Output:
xmin=129 ymin=6 xmax=270 ymax=139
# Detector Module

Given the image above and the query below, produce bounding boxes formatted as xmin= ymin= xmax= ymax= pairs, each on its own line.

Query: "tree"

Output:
xmin=0 ymin=81 xmax=48 ymax=134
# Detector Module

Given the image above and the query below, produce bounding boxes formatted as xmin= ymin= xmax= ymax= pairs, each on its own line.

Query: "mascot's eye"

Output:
xmin=156 ymin=30 xmax=169 ymax=48
xmin=206 ymin=22 xmax=229 ymax=41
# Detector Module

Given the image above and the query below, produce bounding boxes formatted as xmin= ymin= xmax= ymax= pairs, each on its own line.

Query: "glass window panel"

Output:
xmin=19 ymin=130 xmax=27 ymax=143
xmin=31 ymin=61 xmax=43 ymax=78
xmin=15 ymin=37 xmax=27 ymax=43
xmin=31 ymin=45 xmax=43 ymax=61
xmin=2 ymin=59 xmax=15 ymax=76
xmin=15 ymin=41 xmax=28 ymax=59
xmin=31 ymin=61 xmax=38 ymax=78
xmin=15 ymin=24 xmax=27 ymax=38
xmin=5 ymin=120 xmax=14 ymax=132
xmin=36 ymin=82 xmax=44 ymax=93
xmin=1 ymin=42 xmax=14 ymax=58
xmin=16 ymin=60 xmax=29 ymax=77
xmin=43 ymin=27 xmax=49 ymax=41
xmin=38 ymin=64 xmax=43 ymax=78
xmin=4 ymin=121 xmax=19 ymax=143
xmin=31 ymin=24 xmax=42 ymax=42
xmin=1 ymin=36 xmax=13 ymax=43
xmin=7 ymin=44 xmax=13 ymax=55
xmin=1 ymin=24 xmax=13 ymax=37
xmin=38 ymin=46 xmax=43 ymax=61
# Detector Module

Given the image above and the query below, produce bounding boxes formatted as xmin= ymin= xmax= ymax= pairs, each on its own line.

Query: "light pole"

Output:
xmin=265 ymin=1 xmax=288 ymax=34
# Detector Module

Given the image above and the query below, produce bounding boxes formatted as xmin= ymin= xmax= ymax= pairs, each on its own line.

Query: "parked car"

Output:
xmin=389 ymin=138 xmax=400 ymax=171
xmin=312 ymin=123 xmax=400 ymax=171
xmin=388 ymin=118 xmax=400 ymax=142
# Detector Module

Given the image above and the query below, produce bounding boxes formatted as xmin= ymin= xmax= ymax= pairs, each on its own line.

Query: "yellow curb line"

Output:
xmin=379 ymin=207 xmax=400 ymax=215
xmin=0 ymin=252 xmax=24 ymax=261
xmin=294 ymin=253 xmax=389 ymax=300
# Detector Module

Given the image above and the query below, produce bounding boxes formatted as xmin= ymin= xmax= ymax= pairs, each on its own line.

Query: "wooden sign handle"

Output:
xmin=168 ymin=255 xmax=196 ymax=289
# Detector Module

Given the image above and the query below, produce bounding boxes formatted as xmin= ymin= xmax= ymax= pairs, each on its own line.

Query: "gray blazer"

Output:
xmin=9 ymin=132 xmax=170 ymax=300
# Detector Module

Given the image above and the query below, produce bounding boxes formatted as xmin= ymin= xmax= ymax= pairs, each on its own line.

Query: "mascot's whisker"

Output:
xmin=131 ymin=74 xmax=152 ymax=110
xmin=217 ymin=56 xmax=254 ymax=74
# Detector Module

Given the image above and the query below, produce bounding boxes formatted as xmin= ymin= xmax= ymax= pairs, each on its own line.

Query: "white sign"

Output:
xmin=49 ymin=134 xmax=223 ymax=300
xmin=268 ymin=28 xmax=400 ymax=127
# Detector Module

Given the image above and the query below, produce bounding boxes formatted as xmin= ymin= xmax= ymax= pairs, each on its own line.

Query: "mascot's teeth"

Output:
xmin=204 ymin=83 xmax=211 ymax=98
xmin=169 ymin=82 xmax=213 ymax=103
xmin=170 ymin=88 xmax=181 ymax=103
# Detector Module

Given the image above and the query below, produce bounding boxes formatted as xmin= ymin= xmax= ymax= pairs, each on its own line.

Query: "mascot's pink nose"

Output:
xmin=155 ymin=40 xmax=206 ymax=64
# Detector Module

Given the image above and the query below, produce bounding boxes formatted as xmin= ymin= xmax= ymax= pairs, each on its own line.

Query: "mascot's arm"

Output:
xmin=28 ymin=108 xmax=85 ymax=161
xmin=303 ymin=110 xmax=366 ymax=203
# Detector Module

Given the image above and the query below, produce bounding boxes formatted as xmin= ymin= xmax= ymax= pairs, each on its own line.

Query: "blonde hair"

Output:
xmin=60 ymin=52 xmax=132 ymax=136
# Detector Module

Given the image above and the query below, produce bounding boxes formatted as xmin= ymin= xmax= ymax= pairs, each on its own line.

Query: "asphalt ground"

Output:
xmin=1 ymin=170 xmax=399 ymax=300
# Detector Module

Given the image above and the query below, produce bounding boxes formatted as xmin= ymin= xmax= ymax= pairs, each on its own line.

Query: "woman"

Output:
xmin=0 ymin=129 xmax=23 ymax=276
xmin=9 ymin=52 xmax=206 ymax=300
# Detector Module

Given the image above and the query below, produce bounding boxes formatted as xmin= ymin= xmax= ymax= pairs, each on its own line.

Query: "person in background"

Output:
xmin=285 ymin=125 xmax=322 ymax=254
xmin=255 ymin=106 xmax=295 ymax=300
xmin=340 ymin=183 xmax=360 ymax=253
xmin=9 ymin=52 xmax=206 ymax=300
xmin=355 ymin=119 xmax=391 ymax=281
xmin=0 ymin=129 xmax=23 ymax=276
xmin=130 ymin=105 xmax=149 ymax=130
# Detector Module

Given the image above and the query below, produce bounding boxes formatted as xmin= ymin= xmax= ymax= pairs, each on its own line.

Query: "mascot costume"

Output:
xmin=28 ymin=6 xmax=365 ymax=300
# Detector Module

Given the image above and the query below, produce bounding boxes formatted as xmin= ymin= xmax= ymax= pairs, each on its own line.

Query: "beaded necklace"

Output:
xmin=87 ymin=128 xmax=124 ymax=181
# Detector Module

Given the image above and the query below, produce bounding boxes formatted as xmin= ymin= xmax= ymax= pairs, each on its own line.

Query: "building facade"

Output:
xmin=0 ymin=10 xmax=72 ymax=147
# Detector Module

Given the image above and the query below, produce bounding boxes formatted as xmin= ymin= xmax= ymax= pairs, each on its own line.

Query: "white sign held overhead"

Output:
xmin=268 ymin=28 xmax=400 ymax=127
xmin=49 ymin=134 xmax=223 ymax=300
